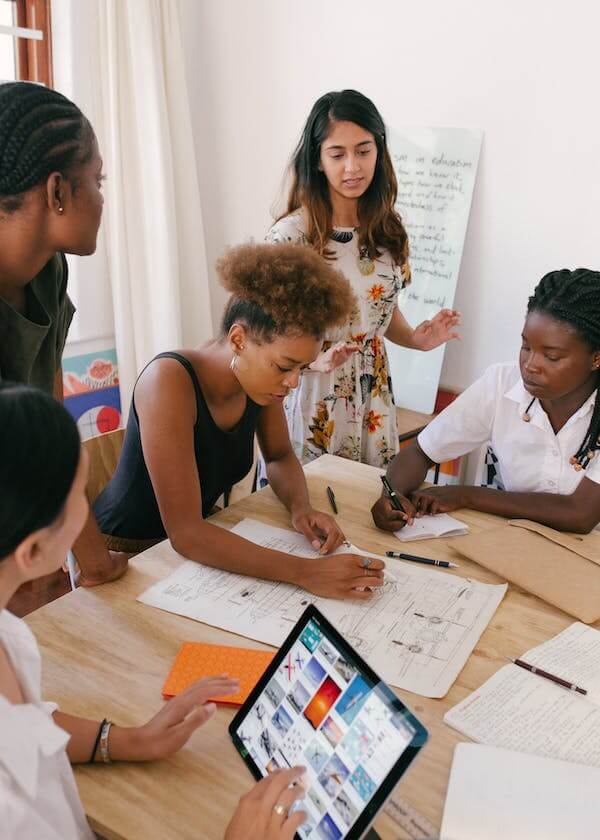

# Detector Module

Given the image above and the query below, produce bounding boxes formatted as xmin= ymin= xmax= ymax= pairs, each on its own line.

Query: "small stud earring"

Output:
xmin=58 ymin=206 xmax=64 ymax=214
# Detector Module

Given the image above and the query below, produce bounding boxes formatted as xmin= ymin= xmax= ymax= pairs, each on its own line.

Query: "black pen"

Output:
xmin=326 ymin=485 xmax=338 ymax=515
xmin=380 ymin=475 xmax=404 ymax=513
xmin=386 ymin=551 xmax=459 ymax=569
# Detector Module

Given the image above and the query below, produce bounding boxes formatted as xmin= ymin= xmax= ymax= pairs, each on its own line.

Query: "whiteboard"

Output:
xmin=385 ymin=127 xmax=482 ymax=413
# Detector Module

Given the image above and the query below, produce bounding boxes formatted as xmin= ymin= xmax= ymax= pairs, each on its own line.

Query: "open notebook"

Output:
xmin=441 ymin=743 xmax=600 ymax=840
xmin=395 ymin=513 xmax=468 ymax=542
xmin=444 ymin=622 xmax=600 ymax=768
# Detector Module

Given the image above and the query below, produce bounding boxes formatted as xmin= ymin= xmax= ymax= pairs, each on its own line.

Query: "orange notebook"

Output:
xmin=162 ymin=641 xmax=275 ymax=705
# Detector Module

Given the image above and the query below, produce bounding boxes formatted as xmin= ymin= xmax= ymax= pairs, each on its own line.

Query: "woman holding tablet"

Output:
xmin=372 ymin=269 xmax=600 ymax=534
xmin=95 ymin=242 xmax=385 ymax=599
xmin=0 ymin=381 xmax=307 ymax=838
xmin=267 ymin=89 xmax=460 ymax=469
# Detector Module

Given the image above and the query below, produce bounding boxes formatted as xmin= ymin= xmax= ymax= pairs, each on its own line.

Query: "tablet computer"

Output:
xmin=229 ymin=604 xmax=429 ymax=839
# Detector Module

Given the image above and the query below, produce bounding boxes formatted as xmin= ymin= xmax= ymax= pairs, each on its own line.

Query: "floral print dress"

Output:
xmin=266 ymin=212 xmax=410 ymax=468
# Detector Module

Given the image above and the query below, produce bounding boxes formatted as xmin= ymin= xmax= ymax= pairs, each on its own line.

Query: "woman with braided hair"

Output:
xmin=0 ymin=81 xmax=125 ymax=589
xmin=372 ymin=268 xmax=600 ymax=534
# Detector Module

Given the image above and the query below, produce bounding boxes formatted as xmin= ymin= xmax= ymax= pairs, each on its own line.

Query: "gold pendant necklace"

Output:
xmin=357 ymin=246 xmax=375 ymax=276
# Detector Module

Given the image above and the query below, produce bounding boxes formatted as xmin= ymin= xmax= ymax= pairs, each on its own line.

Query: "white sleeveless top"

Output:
xmin=0 ymin=609 xmax=94 ymax=839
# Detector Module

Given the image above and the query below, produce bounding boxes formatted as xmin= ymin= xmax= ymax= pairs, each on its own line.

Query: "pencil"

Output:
xmin=509 ymin=657 xmax=588 ymax=695
xmin=326 ymin=485 xmax=338 ymax=515
xmin=386 ymin=551 xmax=459 ymax=569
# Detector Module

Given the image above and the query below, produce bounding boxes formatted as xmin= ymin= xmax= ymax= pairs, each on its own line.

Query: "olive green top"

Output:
xmin=0 ymin=253 xmax=75 ymax=395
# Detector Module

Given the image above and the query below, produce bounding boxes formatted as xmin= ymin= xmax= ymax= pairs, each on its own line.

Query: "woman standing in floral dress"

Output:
xmin=266 ymin=89 xmax=460 ymax=468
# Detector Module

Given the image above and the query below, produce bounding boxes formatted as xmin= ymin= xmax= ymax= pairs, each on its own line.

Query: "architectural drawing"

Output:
xmin=138 ymin=519 xmax=506 ymax=697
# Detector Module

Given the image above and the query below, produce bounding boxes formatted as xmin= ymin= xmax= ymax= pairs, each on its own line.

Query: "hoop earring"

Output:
xmin=230 ymin=353 xmax=238 ymax=373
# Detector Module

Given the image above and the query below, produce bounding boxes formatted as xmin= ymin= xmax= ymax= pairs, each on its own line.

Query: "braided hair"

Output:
xmin=0 ymin=81 xmax=94 ymax=214
xmin=527 ymin=268 xmax=600 ymax=470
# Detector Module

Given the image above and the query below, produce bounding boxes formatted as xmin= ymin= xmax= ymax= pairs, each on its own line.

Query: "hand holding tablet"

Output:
xmin=224 ymin=767 xmax=308 ymax=840
xmin=230 ymin=605 xmax=428 ymax=839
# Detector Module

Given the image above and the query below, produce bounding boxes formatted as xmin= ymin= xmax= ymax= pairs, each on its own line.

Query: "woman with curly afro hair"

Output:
xmin=94 ymin=242 xmax=387 ymax=599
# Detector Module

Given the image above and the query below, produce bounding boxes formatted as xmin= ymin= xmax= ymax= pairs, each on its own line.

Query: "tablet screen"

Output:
xmin=230 ymin=605 xmax=428 ymax=839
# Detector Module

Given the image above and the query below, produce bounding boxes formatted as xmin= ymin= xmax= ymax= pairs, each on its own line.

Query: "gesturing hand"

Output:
xmin=225 ymin=767 xmax=307 ymax=840
xmin=309 ymin=341 xmax=360 ymax=373
xmin=113 ymin=675 xmax=239 ymax=762
xmin=412 ymin=309 xmax=461 ymax=351
xmin=291 ymin=507 xmax=345 ymax=555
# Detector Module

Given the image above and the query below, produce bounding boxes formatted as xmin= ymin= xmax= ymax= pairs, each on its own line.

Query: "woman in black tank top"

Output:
xmin=94 ymin=243 xmax=386 ymax=600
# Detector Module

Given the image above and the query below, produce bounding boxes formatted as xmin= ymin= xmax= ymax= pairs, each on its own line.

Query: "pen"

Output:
xmin=380 ymin=474 xmax=404 ymax=513
xmin=326 ymin=485 xmax=338 ymax=515
xmin=386 ymin=551 xmax=459 ymax=569
xmin=508 ymin=657 xmax=588 ymax=696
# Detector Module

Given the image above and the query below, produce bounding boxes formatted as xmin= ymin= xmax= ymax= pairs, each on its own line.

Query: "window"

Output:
xmin=0 ymin=0 xmax=52 ymax=86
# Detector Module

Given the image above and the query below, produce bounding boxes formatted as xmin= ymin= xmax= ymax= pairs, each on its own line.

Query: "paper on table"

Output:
xmin=444 ymin=622 xmax=600 ymax=767
xmin=395 ymin=513 xmax=469 ymax=542
xmin=138 ymin=518 xmax=506 ymax=697
xmin=440 ymin=743 xmax=600 ymax=840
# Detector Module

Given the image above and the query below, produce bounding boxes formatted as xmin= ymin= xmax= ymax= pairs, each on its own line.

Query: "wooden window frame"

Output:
xmin=9 ymin=0 xmax=53 ymax=86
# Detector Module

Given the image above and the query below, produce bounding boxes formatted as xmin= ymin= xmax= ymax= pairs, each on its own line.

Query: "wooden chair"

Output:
xmin=83 ymin=428 xmax=125 ymax=505
xmin=10 ymin=429 xmax=125 ymax=617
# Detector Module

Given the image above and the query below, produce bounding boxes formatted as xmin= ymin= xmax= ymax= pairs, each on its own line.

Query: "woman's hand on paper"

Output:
xmin=411 ymin=308 xmax=461 ymax=351
xmin=296 ymin=552 xmax=386 ymax=600
xmin=371 ymin=494 xmax=416 ymax=532
xmin=291 ymin=507 xmax=345 ymax=555
xmin=109 ymin=675 xmax=239 ymax=762
xmin=309 ymin=341 xmax=360 ymax=373
xmin=411 ymin=485 xmax=465 ymax=515
xmin=225 ymin=766 xmax=307 ymax=840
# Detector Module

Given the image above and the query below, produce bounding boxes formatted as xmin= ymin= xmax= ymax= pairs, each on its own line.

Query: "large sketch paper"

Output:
xmin=386 ymin=127 xmax=483 ymax=413
xmin=137 ymin=519 xmax=506 ymax=697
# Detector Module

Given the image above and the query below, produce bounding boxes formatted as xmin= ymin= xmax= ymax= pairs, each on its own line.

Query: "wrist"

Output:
xmin=107 ymin=724 xmax=145 ymax=762
xmin=285 ymin=553 xmax=305 ymax=587
xmin=290 ymin=501 xmax=312 ymax=521
xmin=409 ymin=329 xmax=423 ymax=350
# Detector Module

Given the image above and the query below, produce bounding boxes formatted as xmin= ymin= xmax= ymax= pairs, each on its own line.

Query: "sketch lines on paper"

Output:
xmin=138 ymin=519 xmax=506 ymax=697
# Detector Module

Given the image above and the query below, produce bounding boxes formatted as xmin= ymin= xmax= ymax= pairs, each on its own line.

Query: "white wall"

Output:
xmin=178 ymin=0 xmax=600 ymax=392
xmin=52 ymin=0 xmax=115 ymax=352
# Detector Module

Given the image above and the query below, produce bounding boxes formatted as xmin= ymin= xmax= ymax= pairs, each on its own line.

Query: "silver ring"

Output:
xmin=361 ymin=557 xmax=373 ymax=569
xmin=273 ymin=803 xmax=288 ymax=817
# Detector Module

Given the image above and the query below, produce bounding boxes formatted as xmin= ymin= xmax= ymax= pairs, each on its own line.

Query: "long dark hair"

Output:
xmin=0 ymin=382 xmax=81 ymax=557
xmin=0 ymin=81 xmax=95 ymax=214
xmin=281 ymin=89 xmax=409 ymax=267
xmin=527 ymin=268 xmax=600 ymax=470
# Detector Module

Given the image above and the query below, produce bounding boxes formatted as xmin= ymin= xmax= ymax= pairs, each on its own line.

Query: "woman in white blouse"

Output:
xmin=0 ymin=382 xmax=307 ymax=839
xmin=372 ymin=269 xmax=600 ymax=534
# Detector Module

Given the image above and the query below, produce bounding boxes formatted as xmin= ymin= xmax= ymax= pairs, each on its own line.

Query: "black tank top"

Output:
xmin=94 ymin=352 xmax=262 ymax=540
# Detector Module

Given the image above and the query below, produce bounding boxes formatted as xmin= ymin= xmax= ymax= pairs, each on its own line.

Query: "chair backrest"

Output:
xmin=83 ymin=428 xmax=125 ymax=504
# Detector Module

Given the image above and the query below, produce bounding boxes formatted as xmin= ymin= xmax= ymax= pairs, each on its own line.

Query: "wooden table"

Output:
xmin=26 ymin=455 xmax=578 ymax=840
